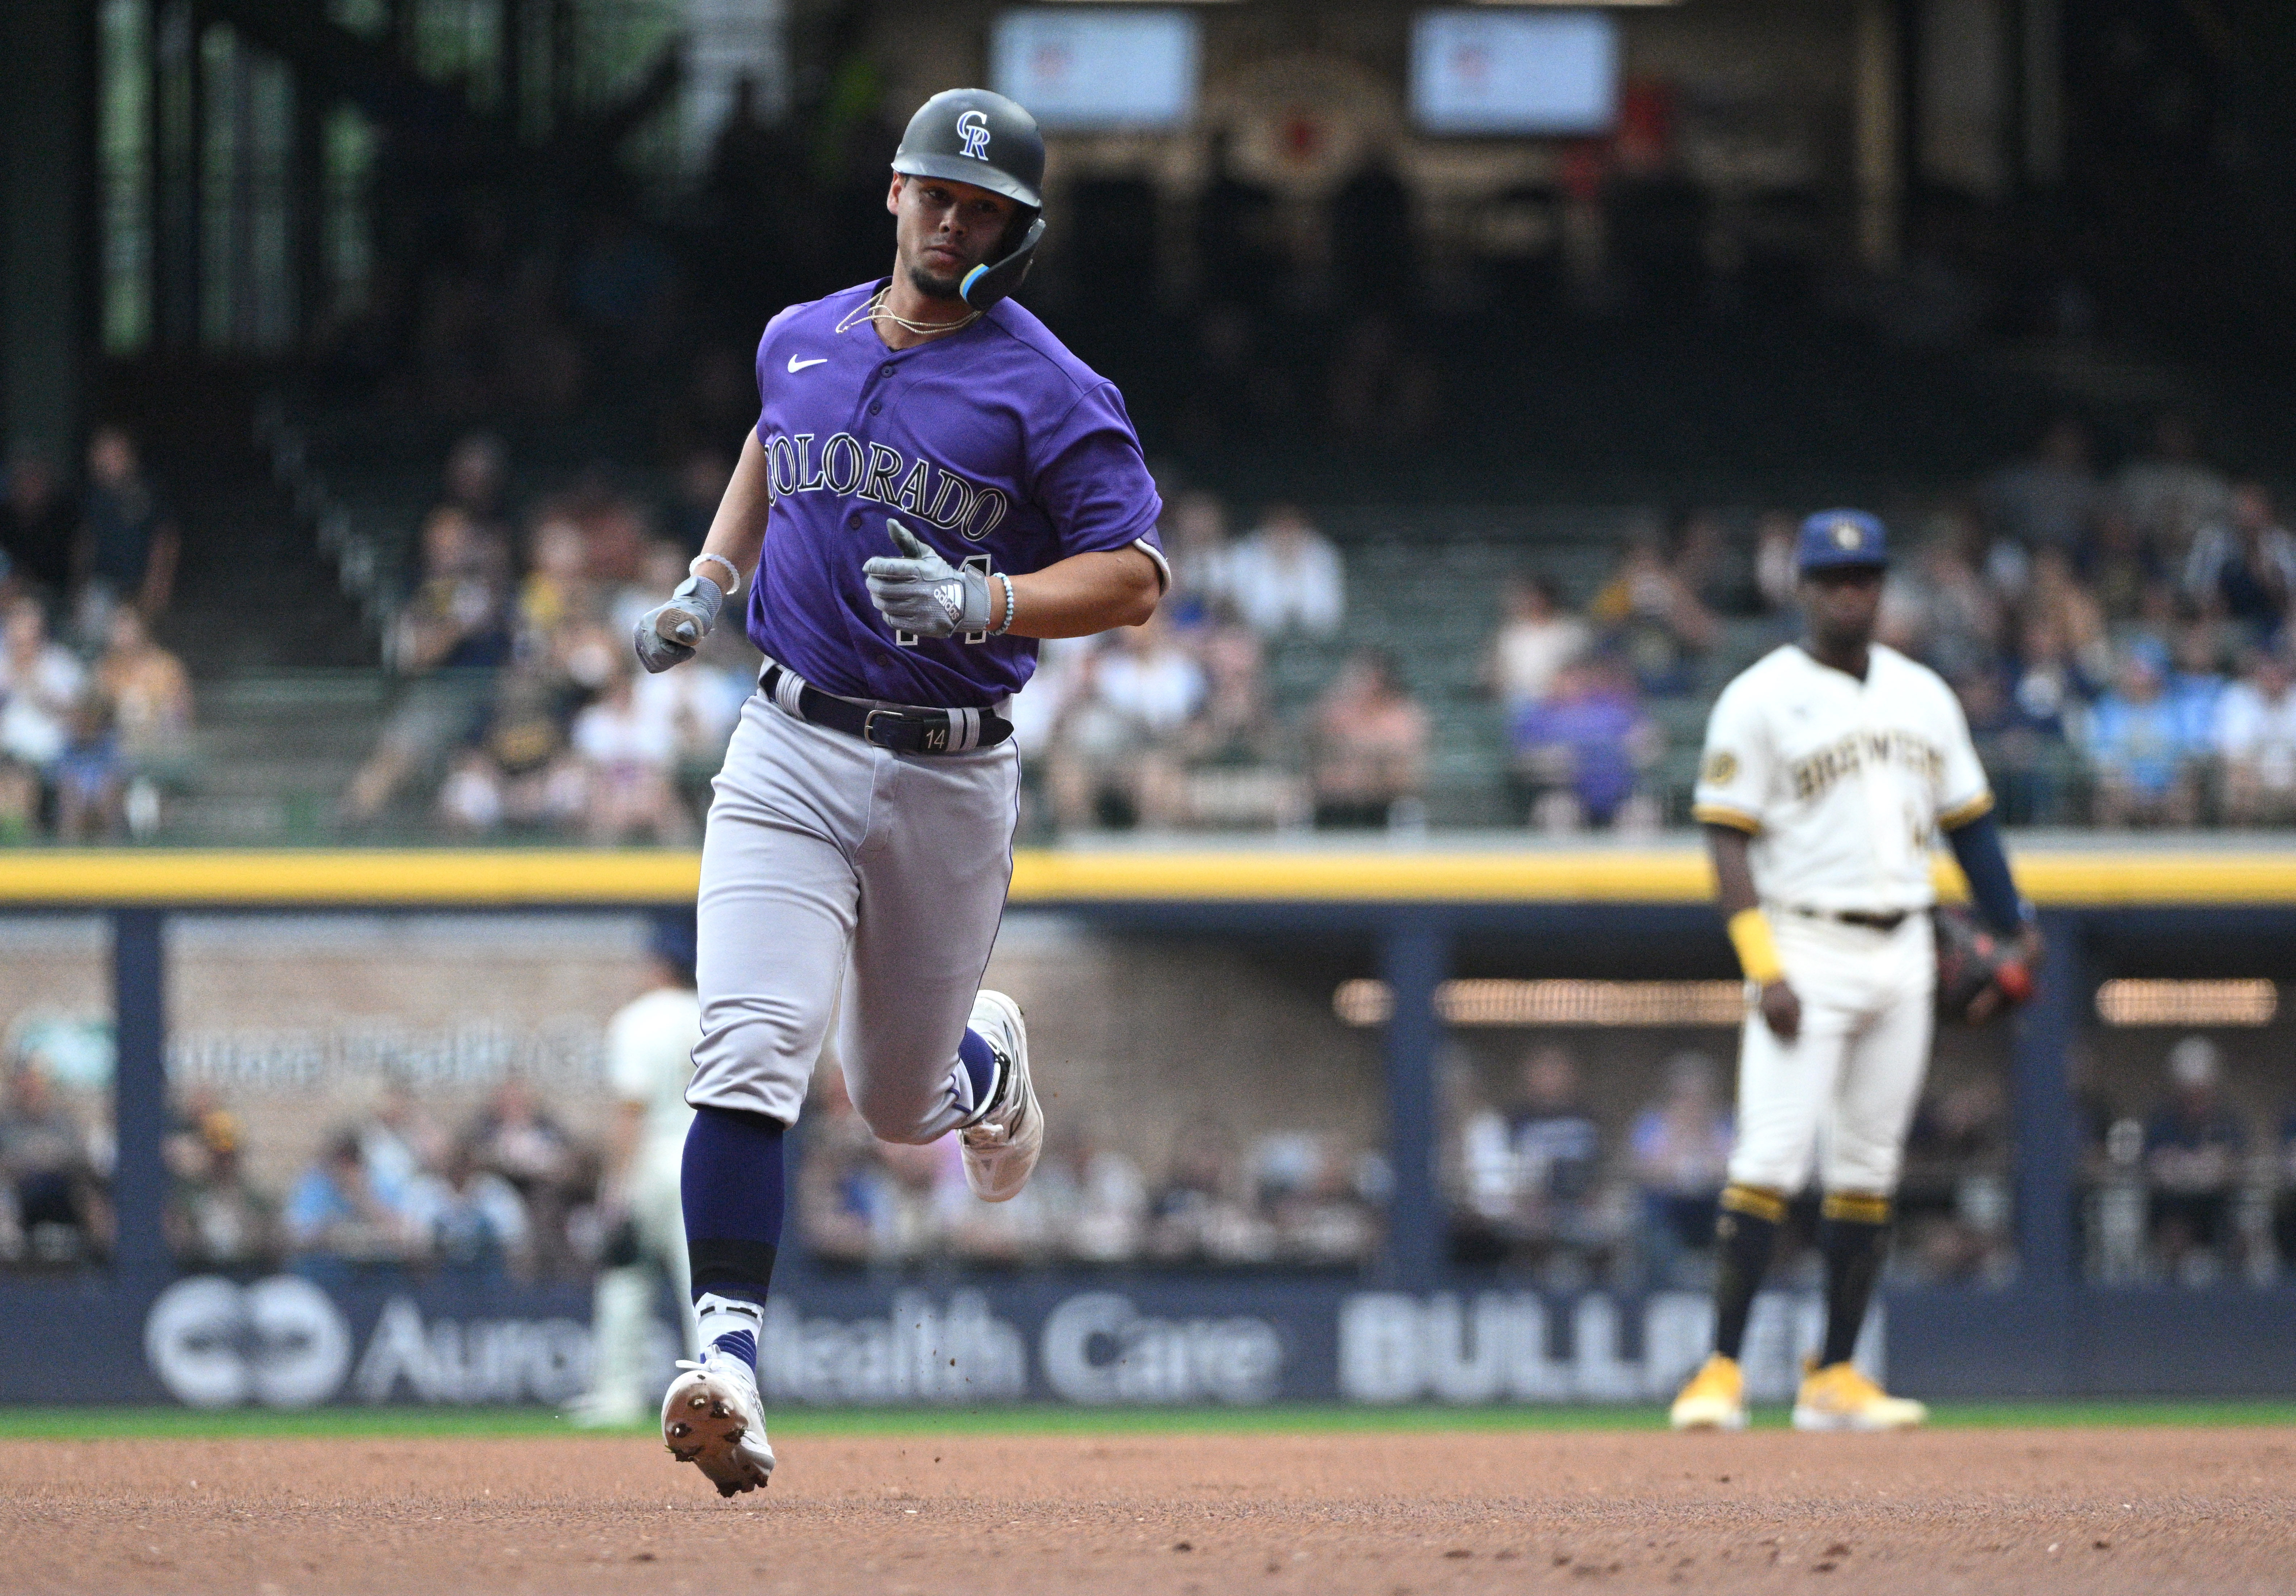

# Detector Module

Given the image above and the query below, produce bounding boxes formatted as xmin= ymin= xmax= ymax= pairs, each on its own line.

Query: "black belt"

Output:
xmin=759 ymin=661 xmax=1011 ymax=756
xmin=1785 ymin=905 xmax=1913 ymax=932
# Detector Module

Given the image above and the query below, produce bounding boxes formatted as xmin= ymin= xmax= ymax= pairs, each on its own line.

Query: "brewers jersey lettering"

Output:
xmin=1692 ymin=642 xmax=1992 ymax=913
xmin=1693 ymin=642 xmax=1991 ymax=1197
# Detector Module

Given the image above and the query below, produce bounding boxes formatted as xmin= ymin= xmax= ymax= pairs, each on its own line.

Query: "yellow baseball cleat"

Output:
xmin=1790 ymin=1358 xmax=1928 ymax=1431
xmin=1669 ymin=1353 xmax=1748 ymax=1431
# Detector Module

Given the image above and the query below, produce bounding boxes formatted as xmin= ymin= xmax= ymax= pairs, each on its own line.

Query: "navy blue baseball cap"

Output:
xmin=1796 ymin=509 xmax=1889 ymax=573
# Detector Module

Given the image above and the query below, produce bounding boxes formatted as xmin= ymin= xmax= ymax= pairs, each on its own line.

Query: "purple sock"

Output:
xmin=958 ymin=1026 xmax=1000 ymax=1116
xmin=681 ymin=1106 xmax=786 ymax=1319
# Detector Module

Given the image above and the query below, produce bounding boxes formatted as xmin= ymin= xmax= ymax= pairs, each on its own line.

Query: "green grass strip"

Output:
xmin=1 ymin=1400 xmax=2291 ymax=1441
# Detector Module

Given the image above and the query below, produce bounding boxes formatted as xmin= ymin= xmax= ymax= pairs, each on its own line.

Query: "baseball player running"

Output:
xmin=1668 ymin=511 xmax=2037 ymax=1432
xmin=630 ymin=88 xmax=1165 ymax=1495
xmin=570 ymin=914 xmax=701 ymax=1428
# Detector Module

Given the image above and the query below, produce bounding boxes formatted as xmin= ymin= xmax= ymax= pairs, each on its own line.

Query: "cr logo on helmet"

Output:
xmin=957 ymin=110 xmax=992 ymax=159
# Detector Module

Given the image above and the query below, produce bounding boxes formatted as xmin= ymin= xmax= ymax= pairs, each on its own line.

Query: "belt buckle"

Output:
xmin=861 ymin=707 xmax=902 ymax=749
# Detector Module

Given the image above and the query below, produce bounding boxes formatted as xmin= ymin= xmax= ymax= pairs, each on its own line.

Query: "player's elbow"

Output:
xmin=1108 ymin=559 xmax=1162 ymax=629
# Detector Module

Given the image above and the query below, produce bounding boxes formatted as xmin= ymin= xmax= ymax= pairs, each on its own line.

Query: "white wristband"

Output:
xmin=991 ymin=571 xmax=1017 ymax=636
xmin=691 ymin=552 xmax=742 ymax=597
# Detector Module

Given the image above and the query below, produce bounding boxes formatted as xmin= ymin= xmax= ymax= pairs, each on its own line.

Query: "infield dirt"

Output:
xmin=4 ymin=1427 xmax=2292 ymax=1594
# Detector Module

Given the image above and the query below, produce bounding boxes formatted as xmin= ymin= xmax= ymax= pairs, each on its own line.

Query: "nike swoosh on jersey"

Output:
xmin=787 ymin=355 xmax=828 ymax=372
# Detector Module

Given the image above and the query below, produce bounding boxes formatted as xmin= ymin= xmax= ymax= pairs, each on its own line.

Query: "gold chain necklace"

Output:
xmin=834 ymin=286 xmax=980 ymax=340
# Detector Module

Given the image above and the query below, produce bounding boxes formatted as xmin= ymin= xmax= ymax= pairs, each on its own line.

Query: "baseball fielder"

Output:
xmin=1669 ymin=510 xmax=2037 ymax=1432
xmin=630 ymin=88 xmax=1165 ymax=1495
xmin=570 ymin=915 xmax=701 ymax=1428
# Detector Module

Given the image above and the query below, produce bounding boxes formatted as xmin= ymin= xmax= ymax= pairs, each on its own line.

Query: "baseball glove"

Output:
xmin=1933 ymin=905 xmax=2034 ymax=1026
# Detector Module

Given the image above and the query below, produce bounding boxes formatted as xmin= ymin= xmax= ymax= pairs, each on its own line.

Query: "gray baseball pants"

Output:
xmin=686 ymin=677 xmax=1019 ymax=1138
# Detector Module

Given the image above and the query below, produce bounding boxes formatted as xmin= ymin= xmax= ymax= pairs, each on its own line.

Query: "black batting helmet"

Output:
xmin=891 ymin=88 xmax=1047 ymax=309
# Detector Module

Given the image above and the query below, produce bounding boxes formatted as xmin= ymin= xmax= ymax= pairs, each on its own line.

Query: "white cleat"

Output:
xmin=661 ymin=1352 xmax=775 ymax=1497
xmin=959 ymin=990 xmax=1041 ymax=1202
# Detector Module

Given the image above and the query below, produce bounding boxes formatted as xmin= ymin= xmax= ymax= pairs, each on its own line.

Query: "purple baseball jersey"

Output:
xmin=746 ymin=279 xmax=1166 ymax=708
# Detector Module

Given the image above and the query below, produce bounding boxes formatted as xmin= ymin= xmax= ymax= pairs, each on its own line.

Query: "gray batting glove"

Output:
xmin=633 ymin=573 xmax=725 ymax=673
xmin=863 ymin=520 xmax=989 ymax=639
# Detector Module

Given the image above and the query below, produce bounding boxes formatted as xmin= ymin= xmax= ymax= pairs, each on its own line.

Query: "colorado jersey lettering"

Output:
xmin=748 ymin=279 xmax=1167 ymax=708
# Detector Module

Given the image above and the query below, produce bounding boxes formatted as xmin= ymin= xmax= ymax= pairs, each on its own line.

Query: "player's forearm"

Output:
xmin=698 ymin=429 xmax=774 ymax=582
xmin=1705 ymin=824 xmax=1761 ymax=918
xmin=998 ymin=546 xmax=1160 ymax=639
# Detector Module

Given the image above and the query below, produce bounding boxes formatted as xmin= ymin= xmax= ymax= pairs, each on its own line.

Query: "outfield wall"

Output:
xmin=3 ymin=842 xmax=2293 ymax=1408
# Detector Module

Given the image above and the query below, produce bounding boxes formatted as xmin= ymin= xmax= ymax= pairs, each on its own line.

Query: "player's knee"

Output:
xmin=847 ymin=1077 xmax=941 ymax=1145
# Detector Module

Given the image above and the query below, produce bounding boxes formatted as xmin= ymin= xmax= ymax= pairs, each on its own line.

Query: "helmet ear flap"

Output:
xmin=960 ymin=214 xmax=1046 ymax=311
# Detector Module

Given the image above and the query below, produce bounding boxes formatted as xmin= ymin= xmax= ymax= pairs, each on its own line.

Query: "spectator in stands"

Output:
xmin=1260 ymin=1133 xmax=1378 ymax=1266
xmin=1982 ymin=415 xmax=2098 ymax=551
xmin=1225 ymin=504 xmax=1344 ymax=637
xmin=2144 ymin=1037 xmax=2247 ymax=1283
xmin=2184 ymin=482 xmax=2296 ymax=642
xmin=439 ymin=431 xmax=515 ymax=546
xmin=74 ymin=426 xmax=179 ymax=632
xmin=1956 ymin=666 xmax=2068 ymax=825
xmin=1151 ymin=1131 xmax=1274 ymax=1265
xmin=164 ymin=1108 xmax=278 ymax=1268
xmin=1159 ymin=490 xmax=1236 ymax=629
xmin=403 ymin=1138 xmax=531 ymax=1277
xmin=284 ymin=1132 xmax=405 ymax=1262
xmin=1046 ymin=620 xmax=1206 ymax=831
xmin=1446 ymin=1061 xmax=1516 ymax=1267
xmin=1309 ymin=648 xmax=1427 ymax=829
xmin=2215 ymin=644 xmax=2296 ymax=825
xmin=1589 ymin=532 xmax=1717 ymax=695
xmin=356 ymin=1078 xmax=446 ymax=1220
xmin=2008 ymin=616 xmax=2089 ymax=742
xmin=795 ymin=1069 xmax=881 ymax=1268
xmin=1505 ymin=1045 xmax=1611 ymax=1277
xmin=1880 ymin=526 xmax=2003 ymax=680
xmin=442 ymin=662 xmax=586 ymax=835
xmin=1175 ymin=621 xmax=1302 ymax=829
xmin=1752 ymin=511 xmax=1800 ymax=616
xmin=342 ymin=506 xmax=514 ymax=826
xmin=2112 ymin=412 xmax=2229 ymax=554
xmin=94 ymin=605 xmax=194 ymax=823
xmin=0 ymin=597 xmax=84 ymax=779
xmin=0 ymin=447 xmax=73 ymax=595
xmin=0 ymin=1060 xmax=108 ymax=1264
xmin=1483 ymin=573 xmax=1590 ymax=712
xmin=1054 ymin=1124 xmax=1151 ymax=1264
xmin=1510 ymin=653 xmax=1661 ymax=833
xmin=2025 ymin=547 xmax=2115 ymax=685
xmin=517 ymin=513 xmax=615 ymax=691
xmin=2080 ymin=504 xmax=2160 ymax=623
xmin=2166 ymin=626 xmax=2229 ymax=748
xmin=51 ymin=692 xmax=125 ymax=843
xmin=1671 ymin=510 xmax=1757 ymax=616
xmin=1898 ymin=1078 xmax=2013 ymax=1283
xmin=1628 ymin=1052 xmax=1732 ymax=1289
xmin=466 ymin=1077 xmax=579 ymax=1275
xmin=2086 ymin=642 xmax=2202 ymax=827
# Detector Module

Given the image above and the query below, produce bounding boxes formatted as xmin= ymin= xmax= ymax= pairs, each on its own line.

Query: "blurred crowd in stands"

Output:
xmin=338 ymin=432 xmax=749 ymax=842
xmin=0 ymin=428 xmax=194 ymax=842
xmin=797 ymin=1065 xmax=1386 ymax=1272
xmin=330 ymin=407 xmax=2296 ymax=841
xmin=158 ymin=1076 xmax=602 ymax=1281
xmin=6 ymin=1022 xmax=2296 ymax=1287
xmin=1437 ymin=1033 xmax=2296 ymax=1292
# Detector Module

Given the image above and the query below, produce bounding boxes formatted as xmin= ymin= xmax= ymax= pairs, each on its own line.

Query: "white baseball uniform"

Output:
xmin=582 ymin=984 xmax=703 ymax=1418
xmin=1693 ymin=642 xmax=1993 ymax=1196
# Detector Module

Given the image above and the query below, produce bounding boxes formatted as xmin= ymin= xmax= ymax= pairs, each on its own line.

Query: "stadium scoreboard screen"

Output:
xmin=991 ymin=7 xmax=1203 ymax=131
xmin=1411 ymin=9 xmax=1619 ymax=136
